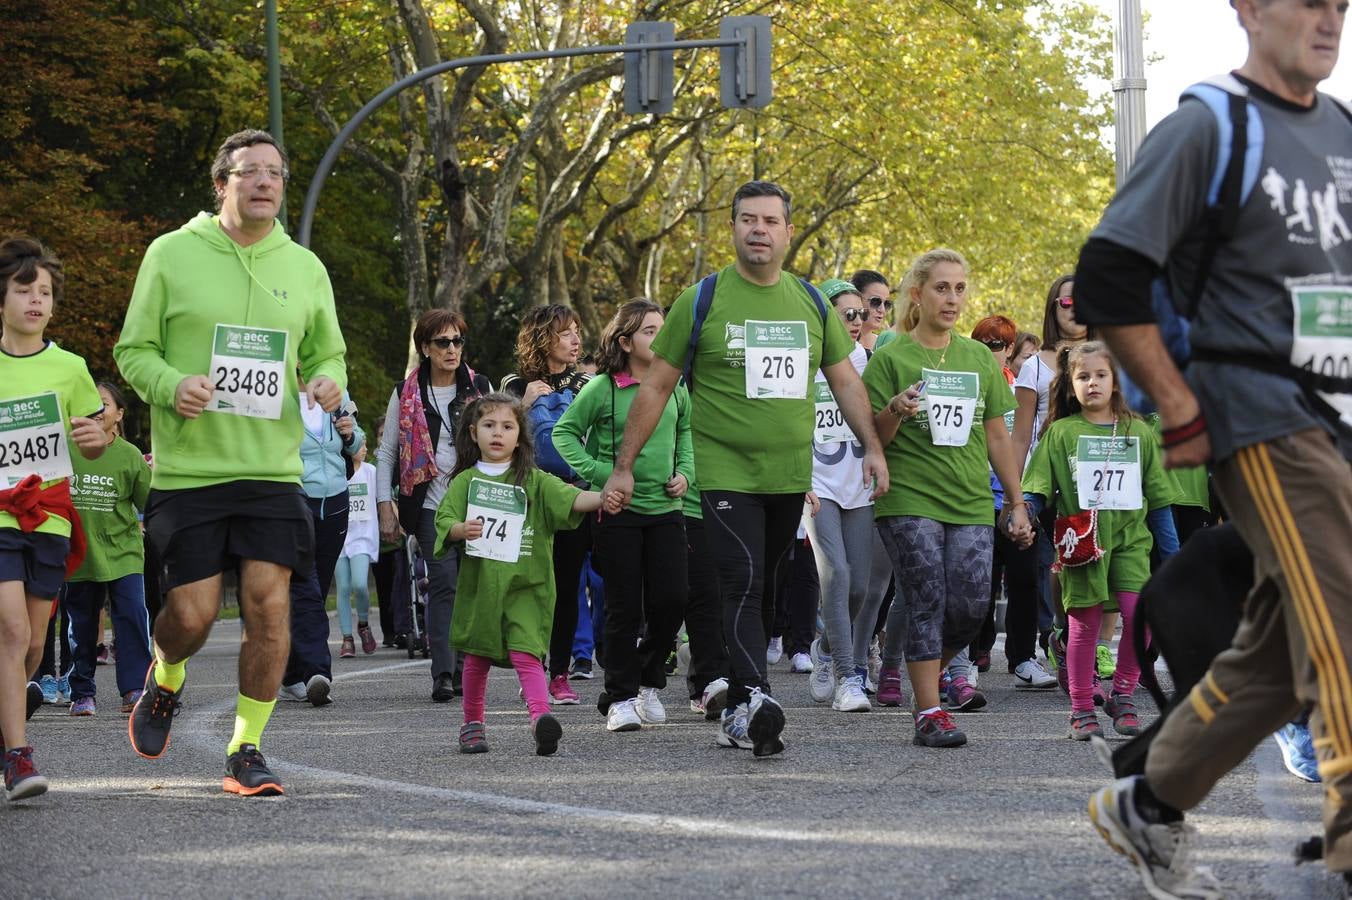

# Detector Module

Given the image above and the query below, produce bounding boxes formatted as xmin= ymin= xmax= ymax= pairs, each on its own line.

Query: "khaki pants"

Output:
xmin=1146 ymin=429 xmax=1352 ymax=870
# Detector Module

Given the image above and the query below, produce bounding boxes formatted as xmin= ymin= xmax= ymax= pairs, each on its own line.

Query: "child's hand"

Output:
xmin=664 ymin=473 xmax=688 ymax=498
xmin=462 ymin=518 xmax=485 ymax=541
xmin=804 ymin=491 xmax=821 ymax=517
xmin=603 ymin=490 xmax=624 ymax=514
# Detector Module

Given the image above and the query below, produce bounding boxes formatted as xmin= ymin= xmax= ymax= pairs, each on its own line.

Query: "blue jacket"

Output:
xmin=299 ymin=390 xmax=365 ymax=503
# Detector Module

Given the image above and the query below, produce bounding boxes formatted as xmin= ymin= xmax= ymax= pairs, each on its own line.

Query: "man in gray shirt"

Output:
xmin=1072 ymin=1 xmax=1352 ymax=896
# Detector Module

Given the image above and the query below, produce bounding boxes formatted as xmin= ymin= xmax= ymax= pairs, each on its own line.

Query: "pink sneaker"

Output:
xmin=549 ymin=674 xmax=579 ymax=705
xmin=339 ymin=636 xmax=356 ymax=658
xmin=358 ymin=624 xmax=377 ymax=655
xmin=944 ymin=674 xmax=987 ymax=712
xmin=877 ymin=666 xmax=906 ymax=707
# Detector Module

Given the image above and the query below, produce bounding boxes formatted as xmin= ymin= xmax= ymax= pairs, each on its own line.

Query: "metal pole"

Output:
xmin=297 ymin=37 xmax=741 ymax=247
xmin=1112 ymin=0 xmax=1147 ymax=186
xmin=266 ymin=0 xmax=287 ymax=228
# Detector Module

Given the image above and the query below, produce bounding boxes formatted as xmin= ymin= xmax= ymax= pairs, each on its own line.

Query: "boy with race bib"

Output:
xmin=0 ymin=237 xmax=107 ymax=800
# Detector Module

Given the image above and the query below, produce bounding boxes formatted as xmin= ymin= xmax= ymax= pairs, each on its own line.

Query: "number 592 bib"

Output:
xmin=465 ymin=477 xmax=528 ymax=563
xmin=0 ymin=392 xmax=72 ymax=489
xmin=205 ymin=324 xmax=288 ymax=419
xmin=744 ymin=320 xmax=809 ymax=399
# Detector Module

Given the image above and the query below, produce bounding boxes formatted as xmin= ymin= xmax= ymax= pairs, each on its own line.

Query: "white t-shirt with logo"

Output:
xmin=810 ymin=343 xmax=872 ymax=509
xmin=341 ymin=462 xmax=380 ymax=560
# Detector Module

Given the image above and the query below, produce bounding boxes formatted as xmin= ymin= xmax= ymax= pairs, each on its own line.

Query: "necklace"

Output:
xmin=911 ymin=329 xmax=952 ymax=369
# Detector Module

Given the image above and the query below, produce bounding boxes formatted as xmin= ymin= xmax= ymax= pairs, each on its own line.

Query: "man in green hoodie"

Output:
xmin=114 ymin=129 xmax=348 ymax=797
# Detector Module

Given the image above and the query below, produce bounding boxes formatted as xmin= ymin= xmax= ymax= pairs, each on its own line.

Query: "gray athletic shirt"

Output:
xmin=1091 ymin=78 xmax=1352 ymax=462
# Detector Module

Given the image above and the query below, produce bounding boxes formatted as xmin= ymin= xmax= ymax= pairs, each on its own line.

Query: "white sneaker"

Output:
xmin=766 ymin=636 xmax=784 ymax=664
xmin=788 ymin=652 xmax=813 ymax=673
xmin=278 ymin=682 xmax=307 ymax=702
xmin=636 ymin=686 xmax=666 ymax=724
xmin=1088 ymin=776 xmax=1223 ymax=900
xmin=606 ymin=698 xmax=642 ymax=732
xmin=1013 ymin=658 xmax=1058 ymax=689
xmin=716 ymin=703 xmax=752 ymax=749
xmin=868 ymin=635 xmax=883 ymax=685
xmin=832 ymin=674 xmax=871 ymax=712
xmin=808 ymin=639 xmax=834 ymax=703
xmin=700 ymin=677 xmax=729 ymax=721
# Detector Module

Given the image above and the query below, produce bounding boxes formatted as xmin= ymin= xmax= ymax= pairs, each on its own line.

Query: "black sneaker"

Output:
xmin=569 ymin=658 xmax=593 ymax=680
xmin=223 ymin=744 xmax=284 ymax=796
xmin=25 ymin=682 xmax=42 ymax=720
xmin=305 ymin=674 xmax=332 ymax=707
xmin=532 ymin=714 xmax=562 ymax=756
xmin=431 ymin=672 xmax=454 ymax=702
xmin=128 ymin=664 xmax=182 ymax=759
xmin=747 ymin=688 xmax=786 ymax=758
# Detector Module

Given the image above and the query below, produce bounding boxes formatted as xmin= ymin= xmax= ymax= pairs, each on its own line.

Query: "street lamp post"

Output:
xmin=1113 ymin=0 xmax=1147 ymax=186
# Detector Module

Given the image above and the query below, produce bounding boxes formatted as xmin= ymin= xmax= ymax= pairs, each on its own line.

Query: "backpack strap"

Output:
xmin=682 ymin=273 xmax=720 ymax=390
xmin=798 ymin=278 xmax=831 ymax=325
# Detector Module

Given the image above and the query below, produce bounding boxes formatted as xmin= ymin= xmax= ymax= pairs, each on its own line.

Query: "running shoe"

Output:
xmin=689 ymin=696 xmax=706 ymax=715
xmin=876 ymin=666 xmax=906 ymax=707
xmin=69 ymin=697 xmax=95 ymax=717
xmin=128 ymin=665 xmax=182 ymax=760
xmin=38 ymin=675 xmax=58 ymax=705
xmin=532 ymin=713 xmax=562 ymax=756
xmin=339 ymin=636 xmax=356 ymax=658
xmin=747 ymin=688 xmax=786 ymax=757
xmin=1093 ymin=675 xmax=1108 ymax=708
xmin=808 ymin=638 xmax=834 ymax=703
xmin=3 ymin=746 xmax=48 ymax=801
xmin=1069 ymin=709 xmax=1103 ymax=741
xmin=548 ymin=674 xmax=579 ymax=705
xmin=913 ymin=708 xmax=967 ymax=748
xmin=766 ymin=636 xmax=784 ymax=665
xmin=96 ymin=643 xmax=109 ymax=666
xmin=26 ymin=682 xmax=42 ymax=720
xmin=1273 ymin=722 xmax=1321 ymax=783
xmin=945 ymin=674 xmax=987 ymax=712
xmin=868 ymin=635 xmax=883 ymax=686
xmin=56 ymin=675 xmax=70 ymax=704
xmin=120 ymin=690 xmax=142 ymax=716
xmin=606 ymin=698 xmax=642 ymax=732
xmin=223 ymin=744 xmax=284 ymax=796
xmin=278 ymin=682 xmax=307 ymax=702
xmin=1105 ymin=693 xmax=1142 ymax=736
xmin=636 ymin=686 xmax=666 ymax=724
xmin=788 ymin=652 xmax=813 ymax=674
xmin=569 ymin=657 xmax=593 ymax=680
xmin=938 ymin=669 xmax=952 ymax=699
xmin=358 ymin=624 xmax=377 ymax=655
xmin=430 ymin=672 xmax=455 ymax=702
xmin=459 ymin=721 xmax=489 ymax=753
xmin=305 ymin=674 xmax=332 ymax=706
xmin=700 ymin=677 xmax=729 ymax=722
xmin=1088 ymin=775 xmax=1223 ymax=900
xmin=1096 ymin=643 xmax=1117 ymax=679
xmin=832 ymin=674 xmax=871 ymax=712
xmin=716 ymin=703 xmax=753 ymax=750
xmin=1013 ymin=659 xmax=1058 ymax=689
xmin=974 ymin=651 xmax=991 ymax=673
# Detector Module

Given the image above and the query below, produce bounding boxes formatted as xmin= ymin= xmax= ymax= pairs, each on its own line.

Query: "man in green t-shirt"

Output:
xmin=603 ymin=181 xmax=888 ymax=757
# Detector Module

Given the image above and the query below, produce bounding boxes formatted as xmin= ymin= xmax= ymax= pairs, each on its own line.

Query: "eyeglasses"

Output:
xmin=842 ymin=308 xmax=868 ymax=323
xmin=1056 ymin=296 xmax=1074 ymax=309
xmin=430 ymin=336 xmax=466 ymax=350
xmin=227 ymin=165 xmax=290 ymax=182
xmin=982 ymin=339 xmax=1008 ymax=351
xmin=868 ymin=297 xmax=895 ymax=312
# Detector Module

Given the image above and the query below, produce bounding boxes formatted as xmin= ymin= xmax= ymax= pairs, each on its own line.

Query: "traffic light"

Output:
xmin=719 ymin=16 xmax=772 ymax=109
xmin=624 ymin=22 xmax=675 ymax=116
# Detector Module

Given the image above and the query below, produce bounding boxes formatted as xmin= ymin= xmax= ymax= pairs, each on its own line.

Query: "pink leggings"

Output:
xmin=461 ymin=651 xmax=550 ymax=724
xmin=1066 ymin=592 xmax=1146 ymax=713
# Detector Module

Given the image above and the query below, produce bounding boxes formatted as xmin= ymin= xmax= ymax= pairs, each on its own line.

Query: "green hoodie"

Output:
xmin=114 ymin=213 xmax=347 ymax=490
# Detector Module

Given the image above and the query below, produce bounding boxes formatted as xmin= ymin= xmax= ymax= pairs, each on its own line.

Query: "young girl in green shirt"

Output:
xmin=435 ymin=393 xmax=618 ymax=756
xmin=1023 ymin=342 xmax=1177 ymax=741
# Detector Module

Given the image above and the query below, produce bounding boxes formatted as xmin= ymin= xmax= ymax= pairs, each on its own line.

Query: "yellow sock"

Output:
xmin=153 ymin=647 xmax=187 ymax=692
xmin=228 ymin=694 xmax=276 ymax=755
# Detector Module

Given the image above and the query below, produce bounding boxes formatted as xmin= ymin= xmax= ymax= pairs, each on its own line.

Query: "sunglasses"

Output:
xmin=430 ymin=336 xmax=466 ymax=350
xmin=868 ymin=297 xmax=895 ymax=312
xmin=842 ymin=308 xmax=868 ymax=323
xmin=1056 ymin=296 xmax=1074 ymax=309
xmin=982 ymin=339 xmax=1008 ymax=351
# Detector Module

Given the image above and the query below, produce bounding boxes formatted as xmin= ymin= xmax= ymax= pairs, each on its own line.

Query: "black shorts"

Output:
xmin=145 ymin=480 xmax=314 ymax=592
xmin=0 ymin=529 xmax=69 ymax=600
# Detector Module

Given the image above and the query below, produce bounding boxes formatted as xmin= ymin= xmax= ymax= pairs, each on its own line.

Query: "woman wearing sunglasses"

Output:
xmin=851 ymin=269 xmax=894 ymax=355
xmin=1012 ymin=275 xmax=1087 ymax=469
xmin=376 ymin=309 xmax=491 ymax=702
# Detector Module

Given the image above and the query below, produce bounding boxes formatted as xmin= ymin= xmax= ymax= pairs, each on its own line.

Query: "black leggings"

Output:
xmin=701 ymin=490 xmax=804 ymax=707
xmin=683 ymin=515 xmax=728 ymax=699
xmin=548 ymin=515 xmax=592 ymax=679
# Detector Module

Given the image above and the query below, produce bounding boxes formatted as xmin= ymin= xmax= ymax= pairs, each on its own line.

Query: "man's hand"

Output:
xmin=1160 ymin=402 xmax=1212 ymax=469
xmin=664 ymin=473 xmax=688 ymax=498
xmin=378 ymin=502 xmax=404 ymax=544
xmin=603 ymin=468 xmax=636 ymax=509
xmin=174 ymin=375 xmax=215 ymax=419
xmin=69 ymin=416 xmax=107 ymax=455
xmin=863 ymin=448 xmax=890 ymax=500
xmin=306 ymin=376 xmax=342 ymax=413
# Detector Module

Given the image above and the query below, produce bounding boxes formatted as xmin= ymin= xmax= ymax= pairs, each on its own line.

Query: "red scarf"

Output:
xmin=0 ymin=474 xmax=88 ymax=577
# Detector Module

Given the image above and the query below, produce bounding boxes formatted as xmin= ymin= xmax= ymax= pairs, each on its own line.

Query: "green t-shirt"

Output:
xmin=651 ymin=265 xmax=854 ymax=493
xmin=874 ymin=329 xmax=898 ymax=351
xmin=69 ymin=437 xmax=151 ymax=582
xmin=0 ymin=342 xmax=104 ymax=538
xmin=1023 ymin=413 xmax=1180 ymax=606
xmin=862 ymin=333 xmax=1015 ymax=525
xmin=1147 ymin=413 xmax=1210 ymax=511
xmin=435 ymin=466 xmax=583 ymax=662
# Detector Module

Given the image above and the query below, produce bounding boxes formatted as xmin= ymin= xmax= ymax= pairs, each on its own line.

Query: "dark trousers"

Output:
xmin=373 ymin=545 xmax=398 ymax=641
xmin=701 ymin=490 xmax=804 ymax=706
xmin=417 ymin=508 xmax=459 ymax=679
xmin=996 ymin=510 xmax=1041 ymax=667
xmin=37 ymin=603 xmax=71 ymax=679
xmin=771 ymin=537 xmax=818 ymax=656
xmin=65 ymin=575 xmax=152 ymax=700
xmin=284 ymin=492 xmax=348 ymax=685
xmin=594 ymin=510 xmax=687 ymax=700
xmin=683 ymin=515 xmax=728 ymax=699
xmin=548 ymin=515 xmax=592 ymax=679
xmin=143 ymin=532 xmax=164 ymax=628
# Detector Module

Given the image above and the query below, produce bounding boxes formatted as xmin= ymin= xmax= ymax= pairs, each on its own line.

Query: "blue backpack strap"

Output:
xmin=799 ymin=278 xmax=830 ymax=324
xmin=683 ymin=273 xmax=719 ymax=390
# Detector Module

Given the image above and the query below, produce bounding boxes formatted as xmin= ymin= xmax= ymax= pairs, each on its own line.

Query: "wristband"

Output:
xmin=1162 ymin=413 xmax=1208 ymax=448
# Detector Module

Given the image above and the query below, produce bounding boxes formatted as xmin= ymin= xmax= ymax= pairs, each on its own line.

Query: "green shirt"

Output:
xmin=862 ymin=333 xmax=1015 ymax=525
xmin=0 ymin=342 xmax=103 ymax=538
xmin=1023 ymin=413 xmax=1180 ymax=606
xmin=553 ymin=374 xmax=694 ymax=516
xmin=69 ymin=437 xmax=151 ymax=582
xmin=1147 ymin=413 xmax=1210 ymax=511
xmin=651 ymin=265 xmax=854 ymax=493
xmin=435 ymin=467 xmax=583 ymax=662
xmin=874 ymin=329 xmax=898 ymax=350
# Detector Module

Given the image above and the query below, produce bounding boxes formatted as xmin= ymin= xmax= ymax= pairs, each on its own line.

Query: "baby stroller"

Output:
xmin=405 ymin=535 xmax=431 ymax=660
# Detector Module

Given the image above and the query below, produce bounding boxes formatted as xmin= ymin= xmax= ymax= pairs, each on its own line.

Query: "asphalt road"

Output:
xmin=3 ymin=617 xmax=1342 ymax=899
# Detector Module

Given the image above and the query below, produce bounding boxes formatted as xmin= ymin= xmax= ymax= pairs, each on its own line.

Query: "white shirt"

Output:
xmin=341 ymin=462 xmax=380 ymax=560
xmin=810 ymin=343 xmax=872 ymax=509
